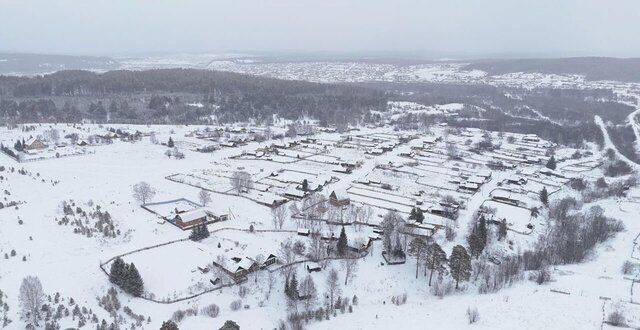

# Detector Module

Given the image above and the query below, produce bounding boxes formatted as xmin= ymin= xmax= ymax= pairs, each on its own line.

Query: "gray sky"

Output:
xmin=2 ymin=0 xmax=640 ymax=57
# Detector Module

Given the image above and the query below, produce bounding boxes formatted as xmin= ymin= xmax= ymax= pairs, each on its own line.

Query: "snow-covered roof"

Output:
xmin=234 ymin=257 xmax=255 ymax=271
xmin=331 ymin=188 xmax=350 ymax=201
xmin=176 ymin=208 xmax=209 ymax=222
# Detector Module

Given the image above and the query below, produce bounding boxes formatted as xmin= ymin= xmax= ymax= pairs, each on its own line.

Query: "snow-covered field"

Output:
xmin=1 ymin=121 xmax=639 ymax=330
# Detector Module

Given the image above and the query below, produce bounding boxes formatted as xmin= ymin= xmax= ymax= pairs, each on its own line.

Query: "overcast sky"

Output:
xmin=2 ymin=0 xmax=640 ymax=58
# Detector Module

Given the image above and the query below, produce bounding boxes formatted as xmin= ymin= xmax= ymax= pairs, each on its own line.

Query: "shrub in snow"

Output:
xmin=171 ymin=309 xmax=186 ymax=322
xmin=201 ymin=304 xmax=219 ymax=318
xmin=466 ymin=307 xmax=480 ymax=324
xmin=528 ymin=268 xmax=551 ymax=285
xmin=607 ymin=308 xmax=627 ymax=327
xmin=621 ymin=261 xmax=638 ymax=275
xmin=230 ymin=300 xmax=242 ymax=311
xmin=431 ymin=277 xmax=455 ymax=298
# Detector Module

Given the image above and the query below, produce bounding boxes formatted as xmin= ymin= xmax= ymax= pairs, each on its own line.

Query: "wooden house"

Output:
xmin=329 ymin=189 xmax=350 ymax=206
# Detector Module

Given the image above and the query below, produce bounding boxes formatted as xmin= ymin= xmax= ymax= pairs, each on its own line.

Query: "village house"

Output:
xmin=491 ymin=190 xmax=521 ymax=206
xmin=329 ymin=188 xmax=350 ymax=206
xmin=506 ymin=176 xmax=528 ymax=185
xmin=172 ymin=208 xmax=225 ymax=230
xmin=306 ymin=262 xmax=322 ymax=273
xmin=24 ymin=137 xmax=48 ymax=150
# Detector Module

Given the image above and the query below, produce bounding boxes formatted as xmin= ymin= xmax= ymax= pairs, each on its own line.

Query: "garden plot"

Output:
xmin=115 ymin=240 xmax=220 ymax=301
xmin=168 ymin=173 xmax=235 ymax=194
xmin=481 ymin=200 xmax=536 ymax=233
xmin=348 ymin=186 xmax=416 ymax=207
xmin=349 ymin=193 xmax=413 ymax=216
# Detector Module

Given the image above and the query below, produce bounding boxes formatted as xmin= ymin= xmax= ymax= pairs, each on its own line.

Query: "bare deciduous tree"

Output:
xmin=19 ymin=276 xmax=45 ymax=327
xmin=299 ymin=275 xmax=317 ymax=312
xmin=230 ymin=171 xmax=253 ymax=194
xmin=132 ymin=181 xmax=156 ymax=205
xmin=326 ymin=268 xmax=341 ymax=308
xmin=341 ymin=258 xmax=359 ymax=285
xmin=272 ymin=204 xmax=289 ymax=229
xmin=199 ymin=189 xmax=212 ymax=206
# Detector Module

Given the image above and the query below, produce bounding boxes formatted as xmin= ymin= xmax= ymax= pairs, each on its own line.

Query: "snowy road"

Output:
xmin=594 ymin=115 xmax=640 ymax=170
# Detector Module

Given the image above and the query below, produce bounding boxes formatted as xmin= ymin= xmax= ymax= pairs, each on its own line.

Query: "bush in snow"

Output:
xmin=607 ymin=308 xmax=627 ymax=327
xmin=230 ymin=300 xmax=242 ymax=311
xmin=201 ymin=304 xmax=219 ymax=318
xmin=621 ymin=261 xmax=638 ymax=275
xmin=466 ymin=307 xmax=480 ymax=324
xmin=431 ymin=277 xmax=455 ymax=298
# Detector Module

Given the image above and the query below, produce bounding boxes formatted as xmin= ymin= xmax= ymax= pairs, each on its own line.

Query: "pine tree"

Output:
xmin=546 ymin=156 xmax=556 ymax=170
xmin=449 ymin=245 xmax=471 ymax=289
xmin=540 ymin=187 xmax=549 ymax=206
xmin=336 ymin=227 xmax=348 ymax=256
xmin=425 ymin=243 xmax=447 ymax=286
xmin=408 ymin=238 xmax=427 ymax=279
xmin=167 ymin=137 xmax=174 ymax=148
xmin=302 ymin=179 xmax=308 ymax=192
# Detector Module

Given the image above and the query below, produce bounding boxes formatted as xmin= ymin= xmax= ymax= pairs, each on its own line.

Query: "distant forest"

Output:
xmin=0 ymin=69 xmax=388 ymax=125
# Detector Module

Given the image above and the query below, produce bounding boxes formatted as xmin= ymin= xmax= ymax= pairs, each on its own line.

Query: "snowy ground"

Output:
xmin=1 ymin=122 xmax=639 ymax=330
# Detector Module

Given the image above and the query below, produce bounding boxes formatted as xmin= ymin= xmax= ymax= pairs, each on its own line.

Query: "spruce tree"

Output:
xmin=540 ymin=187 xmax=549 ymax=206
xmin=126 ymin=263 xmax=144 ymax=297
xmin=109 ymin=257 xmax=126 ymax=286
xmin=167 ymin=137 xmax=174 ymax=148
xmin=546 ymin=156 xmax=556 ymax=170
xmin=415 ymin=208 xmax=424 ymax=223
xmin=288 ymin=272 xmax=299 ymax=300
xmin=337 ymin=227 xmax=348 ymax=256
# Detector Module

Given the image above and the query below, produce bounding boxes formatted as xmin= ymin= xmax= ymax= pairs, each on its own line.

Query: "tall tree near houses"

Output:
xmin=301 ymin=179 xmax=309 ymax=192
xmin=408 ymin=238 xmax=428 ymax=279
xmin=288 ymin=271 xmax=299 ymax=301
xmin=449 ymin=245 xmax=472 ymax=290
xmin=425 ymin=242 xmax=447 ymax=286
xmin=540 ymin=187 xmax=549 ymax=206
xmin=299 ymin=275 xmax=317 ymax=312
xmin=498 ymin=219 xmax=508 ymax=241
xmin=546 ymin=155 xmax=556 ymax=170
xmin=198 ymin=189 xmax=211 ymax=206
xmin=326 ymin=268 xmax=341 ymax=309
xmin=337 ymin=227 xmax=348 ymax=257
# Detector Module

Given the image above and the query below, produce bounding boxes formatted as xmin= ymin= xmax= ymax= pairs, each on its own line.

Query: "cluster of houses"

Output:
xmin=453 ymin=170 xmax=492 ymax=193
